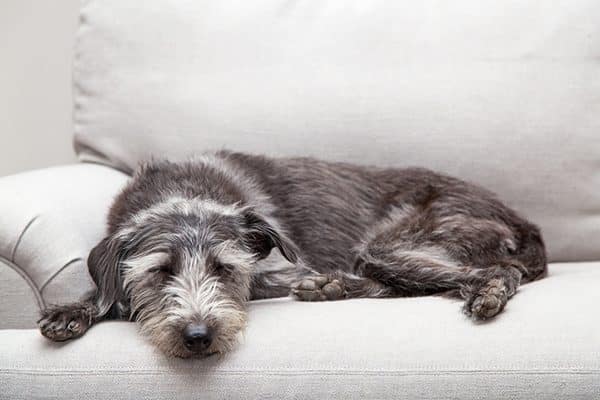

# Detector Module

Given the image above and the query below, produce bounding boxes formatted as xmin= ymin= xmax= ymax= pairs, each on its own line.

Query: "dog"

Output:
xmin=39 ymin=150 xmax=547 ymax=358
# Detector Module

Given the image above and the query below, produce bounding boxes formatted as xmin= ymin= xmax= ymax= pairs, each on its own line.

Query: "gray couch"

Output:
xmin=1 ymin=1 xmax=599 ymax=398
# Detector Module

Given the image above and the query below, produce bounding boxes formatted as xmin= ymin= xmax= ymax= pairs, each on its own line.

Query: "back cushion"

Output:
xmin=73 ymin=0 xmax=600 ymax=262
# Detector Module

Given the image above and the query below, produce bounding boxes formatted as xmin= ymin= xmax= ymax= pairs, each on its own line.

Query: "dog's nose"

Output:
xmin=183 ymin=322 xmax=213 ymax=352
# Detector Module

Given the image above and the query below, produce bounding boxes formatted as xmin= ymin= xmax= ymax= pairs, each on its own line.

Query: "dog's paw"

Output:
xmin=291 ymin=274 xmax=345 ymax=301
xmin=464 ymin=278 xmax=508 ymax=320
xmin=38 ymin=304 xmax=94 ymax=342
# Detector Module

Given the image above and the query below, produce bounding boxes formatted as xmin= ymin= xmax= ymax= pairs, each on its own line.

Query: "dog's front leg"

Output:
xmin=292 ymin=271 xmax=392 ymax=301
xmin=250 ymin=257 xmax=315 ymax=300
xmin=250 ymin=265 xmax=307 ymax=300
xmin=38 ymin=294 xmax=100 ymax=342
xmin=39 ymin=232 xmax=132 ymax=342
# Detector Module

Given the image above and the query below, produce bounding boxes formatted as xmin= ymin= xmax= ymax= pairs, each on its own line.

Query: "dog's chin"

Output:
xmin=159 ymin=335 xmax=241 ymax=359
xmin=161 ymin=344 xmax=215 ymax=359
xmin=173 ymin=348 xmax=219 ymax=359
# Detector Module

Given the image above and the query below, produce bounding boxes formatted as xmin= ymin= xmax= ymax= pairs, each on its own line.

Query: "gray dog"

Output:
xmin=39 ymin=150 xmax=546 ymax=358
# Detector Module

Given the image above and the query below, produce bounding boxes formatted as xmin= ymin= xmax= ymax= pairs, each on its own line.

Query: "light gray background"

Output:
xmin=0 ymin=0 xmax=79 ymax=176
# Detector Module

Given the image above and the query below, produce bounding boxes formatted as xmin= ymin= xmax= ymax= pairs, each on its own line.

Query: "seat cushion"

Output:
xmin=73 ymin=0 xmax=600 ymax=262
xmin=2 ymin=262 xmax=599 ymax=399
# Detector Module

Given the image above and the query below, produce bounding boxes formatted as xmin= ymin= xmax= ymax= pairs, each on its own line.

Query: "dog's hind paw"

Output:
xmin=291 ymin=274 xmax=345 ymax=301
xmin=38 ymin=303 xmax=96 ymax=342
xmin=464 ymin=278 xmax=508 ymax=320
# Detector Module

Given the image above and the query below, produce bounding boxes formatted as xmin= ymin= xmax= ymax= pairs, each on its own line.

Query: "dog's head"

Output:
xmin=88 ymin=197 xmax=297 ymax=358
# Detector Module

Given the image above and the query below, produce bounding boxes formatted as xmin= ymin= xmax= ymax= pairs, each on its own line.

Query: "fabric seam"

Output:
xmin=10 ymin=215 xmax=38 ymax=262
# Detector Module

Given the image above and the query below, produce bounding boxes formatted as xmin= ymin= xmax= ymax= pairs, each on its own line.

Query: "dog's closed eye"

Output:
xmin=211 ymin=261 xmax=234 ymax=275
xmin=148 ymin=264 xmax=172 ymax=274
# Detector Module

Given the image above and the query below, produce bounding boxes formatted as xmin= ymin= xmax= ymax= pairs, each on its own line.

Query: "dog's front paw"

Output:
xmin=292 ymin=274 xmax=345 ymax=301
xmin=464 ymin=278 xmax=508 ymax=320
xmin=38 ymin=303 xmax=95 ymax=342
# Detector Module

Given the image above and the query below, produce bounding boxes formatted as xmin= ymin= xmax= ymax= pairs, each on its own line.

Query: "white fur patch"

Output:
xmin=393 ymin=245 xmax=461 ymax=269
xmin=143 ymin=251 xmax=246 ymax=324
xmin=357 ymin=204 xmax=417 ymax=247
xmin=165 ymin=276 xmax=233 ymax=322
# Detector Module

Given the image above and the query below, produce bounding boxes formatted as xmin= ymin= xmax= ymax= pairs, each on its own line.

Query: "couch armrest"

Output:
xmin=0 ymin=164 xmax=128 ymax=328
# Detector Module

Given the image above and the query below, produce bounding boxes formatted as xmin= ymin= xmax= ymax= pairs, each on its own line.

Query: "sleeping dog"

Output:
xmin=39 ymin=150 xmax=546 ymax=358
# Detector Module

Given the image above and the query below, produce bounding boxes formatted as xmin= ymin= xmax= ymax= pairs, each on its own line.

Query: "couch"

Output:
xmin=1 ymin=1 xmax=599 ymax=398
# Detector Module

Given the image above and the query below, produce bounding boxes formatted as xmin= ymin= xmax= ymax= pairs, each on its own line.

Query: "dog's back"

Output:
xmin=219 ymin=151 xmax=545 ymax=280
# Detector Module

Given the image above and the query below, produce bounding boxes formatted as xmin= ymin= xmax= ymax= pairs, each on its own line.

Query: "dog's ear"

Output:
xmin=87 ymin=234 xmax=128 ymax=317
xmin=243 ymin=210 xmax=299 ymax=263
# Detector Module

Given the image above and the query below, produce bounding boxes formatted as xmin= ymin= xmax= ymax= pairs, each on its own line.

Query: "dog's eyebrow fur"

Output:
xmin=123 ymin=252 xmax=171 ymax=270
xmin=212 ymin=240 xmax=256 ymax=270
xmin=130 ymin=197 xmax=243 ymax=226
xmin=122 ymin=251 xmax=171 ymax=290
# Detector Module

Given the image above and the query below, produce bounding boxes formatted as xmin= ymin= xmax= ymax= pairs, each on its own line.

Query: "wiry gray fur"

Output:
xmin=39 ymin=150 xmax=547 ymax=358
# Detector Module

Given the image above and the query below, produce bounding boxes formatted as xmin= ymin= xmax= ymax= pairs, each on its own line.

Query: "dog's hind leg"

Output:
xmin=459 ymin=262 xmax=523 ymax=320
xmin=293 ymin=210 xmax=540 ymax=321
xmin=292 ymin=246 xmax=474 ymax=303
xmin=293 ymin=245 xmax=523 ymax=320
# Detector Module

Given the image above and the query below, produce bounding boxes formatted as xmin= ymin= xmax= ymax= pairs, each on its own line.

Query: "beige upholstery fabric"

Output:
xmin=0 ymin=164 xmax=129 ymax=328
xmin=0 ymin=260 xmax=40 ymax=329
xmin=73 ymin=0 xmax=600 ymax=262
xmin=1 ymin=262 xmax=599 ymax=399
